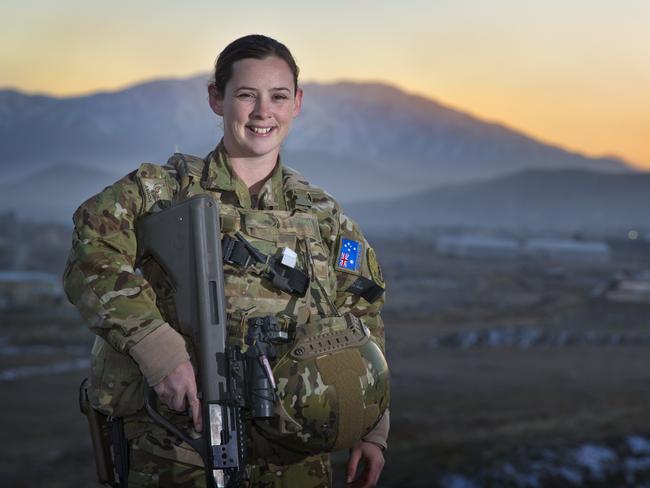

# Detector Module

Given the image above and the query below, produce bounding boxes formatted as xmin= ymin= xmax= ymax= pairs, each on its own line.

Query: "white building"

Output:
xmin=523 ymin=238 xmax=610 ymax=263
xmin=597 ymin=270 xmax=650 ymax=304
xmin=436 ymin=234 xmax=520 ymax=258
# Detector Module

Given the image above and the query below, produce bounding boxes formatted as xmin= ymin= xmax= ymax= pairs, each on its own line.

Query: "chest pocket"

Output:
xmin=239 ymin=209 xmax=334 ymax=292
xmin=221 ymin=208 xmax=336 ymax=346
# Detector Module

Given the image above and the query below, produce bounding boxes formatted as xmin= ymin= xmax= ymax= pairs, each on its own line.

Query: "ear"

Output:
xmin=208 ymin=84 xmax=224 ymax=116
xmin=292 ymin=87 xmax=303 ymax=117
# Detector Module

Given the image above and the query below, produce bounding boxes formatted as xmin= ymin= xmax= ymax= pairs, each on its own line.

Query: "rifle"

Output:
xmin=137 ymin=195 xmax=246 ymax=488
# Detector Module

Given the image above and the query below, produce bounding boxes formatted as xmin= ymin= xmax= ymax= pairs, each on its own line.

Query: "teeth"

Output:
xmin=251 ymin=127 xmax=272 ymax=134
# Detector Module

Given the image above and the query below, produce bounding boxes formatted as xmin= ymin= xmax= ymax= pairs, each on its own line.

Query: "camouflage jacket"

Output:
xmin=63 ymin=141 xmax=388 ymax=465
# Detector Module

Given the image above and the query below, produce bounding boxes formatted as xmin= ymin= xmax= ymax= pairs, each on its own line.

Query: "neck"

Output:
xmin=228 ymin=152 xmax=279 ymax=193
xmin=222 ymin=136 xmax=280 ymax=192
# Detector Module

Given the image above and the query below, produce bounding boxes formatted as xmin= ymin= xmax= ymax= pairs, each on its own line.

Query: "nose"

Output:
xmin=252 ymin=94 xmax=272 ymax=119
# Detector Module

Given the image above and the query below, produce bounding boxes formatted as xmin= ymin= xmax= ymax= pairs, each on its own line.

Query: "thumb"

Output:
xmin=187 ymin=379 xmax=202 ymax=433
xmin=347 ymin=446 xmax=362 ymax=483
xmin=188 ymin=392 xmax=202 ymax=433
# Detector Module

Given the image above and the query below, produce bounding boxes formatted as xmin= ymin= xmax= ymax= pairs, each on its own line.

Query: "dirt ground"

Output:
xmin=2 ymin=236 xmax=650 ymax=487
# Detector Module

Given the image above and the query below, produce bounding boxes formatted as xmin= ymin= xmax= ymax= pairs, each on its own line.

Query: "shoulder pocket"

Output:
xmin=334 ymin=235 xmax=385 ymax=304
xmin=135 ymin=163 xmax=177 ymax=214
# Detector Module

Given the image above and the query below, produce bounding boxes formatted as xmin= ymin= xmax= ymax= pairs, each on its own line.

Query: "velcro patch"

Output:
xmin=335 ymin=237 xmax=363 ymax=274
xmin=139 ymin=177 xmax=172 ymax=212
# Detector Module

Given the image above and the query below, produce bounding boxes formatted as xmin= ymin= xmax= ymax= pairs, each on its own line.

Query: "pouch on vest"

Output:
xmin=79 ymin=378 xmax=130 ymax=487
xmin=88 ymin=336 xmax=144 ymax=418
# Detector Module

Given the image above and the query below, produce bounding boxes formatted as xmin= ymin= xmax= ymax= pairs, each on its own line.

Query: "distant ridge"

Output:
xmin=0 ymin=77 xmax=643 ymax=230
xmin=0 ymin=163 xmax=119 ymax=223
xmin=349 ymin=169 xmax=650 ymax=233
xmin=0 ymin=76 xmax=634 ymax=204
xmin=291 ymin=81 xmax=630 ymax=175
xmin=0 ymin=75 xmax=218 ymax=175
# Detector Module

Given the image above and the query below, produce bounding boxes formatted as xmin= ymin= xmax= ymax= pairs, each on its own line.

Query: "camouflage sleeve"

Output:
xmin=329 ymin=210 xmax=390 ymax=449
xmin=330 ymin=212 xmax=387 ymax=354
xmin=62 ymin=169 xmax=189 ymax=386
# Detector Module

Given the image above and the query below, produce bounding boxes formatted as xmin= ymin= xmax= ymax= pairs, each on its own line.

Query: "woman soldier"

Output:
xmin=64 ymin=34 xmax=389 ymax=488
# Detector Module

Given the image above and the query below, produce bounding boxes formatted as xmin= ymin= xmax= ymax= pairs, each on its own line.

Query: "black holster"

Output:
xmin=79 ymin=378 xmax=130 ymax=487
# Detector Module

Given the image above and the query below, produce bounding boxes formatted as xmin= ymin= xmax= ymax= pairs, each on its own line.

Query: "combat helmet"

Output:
xmin=257 ymin=313 xmax=390 ymax=454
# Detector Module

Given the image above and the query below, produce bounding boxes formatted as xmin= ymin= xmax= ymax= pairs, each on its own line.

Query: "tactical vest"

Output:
xmin=90 ymin=152 xmax=389 ymax=461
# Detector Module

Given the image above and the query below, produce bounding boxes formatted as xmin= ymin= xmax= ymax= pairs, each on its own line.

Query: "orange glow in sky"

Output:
xmin=2 ymin=0 xmax=649 ymax=168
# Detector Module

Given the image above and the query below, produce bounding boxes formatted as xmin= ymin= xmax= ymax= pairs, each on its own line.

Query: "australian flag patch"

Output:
xmin=336 ymin=237 xmax=363 ymax=273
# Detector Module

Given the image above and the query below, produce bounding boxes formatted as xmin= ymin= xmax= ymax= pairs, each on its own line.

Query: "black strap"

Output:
xmin=221 ymin=234 xmax=309 ymax=297
xmin=277 ymin=265 xmax=309 ymax=297
xmin=347 ymin=276 xmax=384 ymax=304
xmin=222 ymin=235 xmax=254 ymax=268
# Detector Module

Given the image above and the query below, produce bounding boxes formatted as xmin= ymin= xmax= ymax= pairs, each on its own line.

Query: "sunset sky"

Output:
xmin=2 ymin=0 xmax=649 ymax=168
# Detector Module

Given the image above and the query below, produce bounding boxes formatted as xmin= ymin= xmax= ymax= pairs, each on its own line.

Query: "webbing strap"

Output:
xmin=221 ymin=235 xmax=310 ymax=297
xmin=279 ymin=268 xmax=309 ymax=297
xmin=222 ymin=235 xmax=253 ymax=268
xmin=346 ymin=276 xmax=384 ymax=304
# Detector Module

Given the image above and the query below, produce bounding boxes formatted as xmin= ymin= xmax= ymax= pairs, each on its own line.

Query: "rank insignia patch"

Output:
xmin=336 ymin=237 xmax=363 ymax=273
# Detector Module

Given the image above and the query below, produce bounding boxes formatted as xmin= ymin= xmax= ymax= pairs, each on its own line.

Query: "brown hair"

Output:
xmin=211 ymin=34 xmax=300 ymax=95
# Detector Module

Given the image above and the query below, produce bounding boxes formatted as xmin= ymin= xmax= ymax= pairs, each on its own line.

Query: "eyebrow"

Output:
xmin=234 ymin=86 xmax=292 ymax=92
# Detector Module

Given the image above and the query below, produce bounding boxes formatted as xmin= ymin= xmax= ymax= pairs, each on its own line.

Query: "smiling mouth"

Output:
xmin=247 ymin=126 xmax=276 ymax=135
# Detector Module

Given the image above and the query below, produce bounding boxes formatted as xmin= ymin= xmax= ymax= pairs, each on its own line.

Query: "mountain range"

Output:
xmin=0 ymin=76 xmax=644 ymax=231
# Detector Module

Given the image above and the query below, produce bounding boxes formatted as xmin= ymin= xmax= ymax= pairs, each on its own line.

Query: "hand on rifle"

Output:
xmin=153 ymin=360 xmax=203 ymax=432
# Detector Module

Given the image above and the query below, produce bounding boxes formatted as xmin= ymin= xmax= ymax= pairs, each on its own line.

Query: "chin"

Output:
xmin=243 ymin=138 xmax=282 ymax=156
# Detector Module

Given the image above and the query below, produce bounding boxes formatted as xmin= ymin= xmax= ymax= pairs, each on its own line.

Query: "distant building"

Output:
xmin=523 ymin=238 xmax=610 ymax=263
xmin=436 ymin=234 xmax=520 ymax=258
xmin=595 ymin=270 xmax=650 ymax=304
xmin=0 ymin=271 xmax=64 ymax=309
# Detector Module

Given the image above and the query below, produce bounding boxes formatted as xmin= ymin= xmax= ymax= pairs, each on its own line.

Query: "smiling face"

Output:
xmin=209 ymin=56 xmax=303 ymax=161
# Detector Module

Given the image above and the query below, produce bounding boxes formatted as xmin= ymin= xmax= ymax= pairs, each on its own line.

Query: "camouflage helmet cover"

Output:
xmin=259 ymin=313 xmax=390 ymax=454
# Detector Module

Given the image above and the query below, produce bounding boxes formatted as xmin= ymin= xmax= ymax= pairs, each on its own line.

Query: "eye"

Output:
xmin=236 ymin=92 xmax=255 ymax=100
xmin=273 ymin=94 xmax=289 ymax=101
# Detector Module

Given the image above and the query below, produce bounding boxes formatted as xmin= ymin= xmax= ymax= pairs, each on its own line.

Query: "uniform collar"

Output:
xmin=202 ymin=139 xmax=286 ymax=210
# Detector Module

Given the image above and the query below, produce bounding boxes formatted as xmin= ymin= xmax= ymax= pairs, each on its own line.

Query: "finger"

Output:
xmin=351 ymin=452 xmax=384 ymax=488
xmin=349 ymin=468 xmax=370 ymax=488
xmin=185 ymin=370 xmax=202 ymax=432
xmin=367 ymin=457 xmax=384 ymax=488
xmin=171 ymin=391 xmax=187 ymax=412
xmin=346 ymin=447 xmax=362 ymax=483
xmin=189 ymin=391 xmax=202 ymax=432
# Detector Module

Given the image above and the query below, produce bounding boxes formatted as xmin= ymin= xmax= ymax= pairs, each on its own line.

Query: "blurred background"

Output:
xmin=1 ymin=1 xmax=650 ymax=486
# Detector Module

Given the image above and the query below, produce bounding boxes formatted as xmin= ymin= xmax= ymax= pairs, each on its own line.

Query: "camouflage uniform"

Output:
xmin=64 ymin=141 xmax=389 ymax=487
